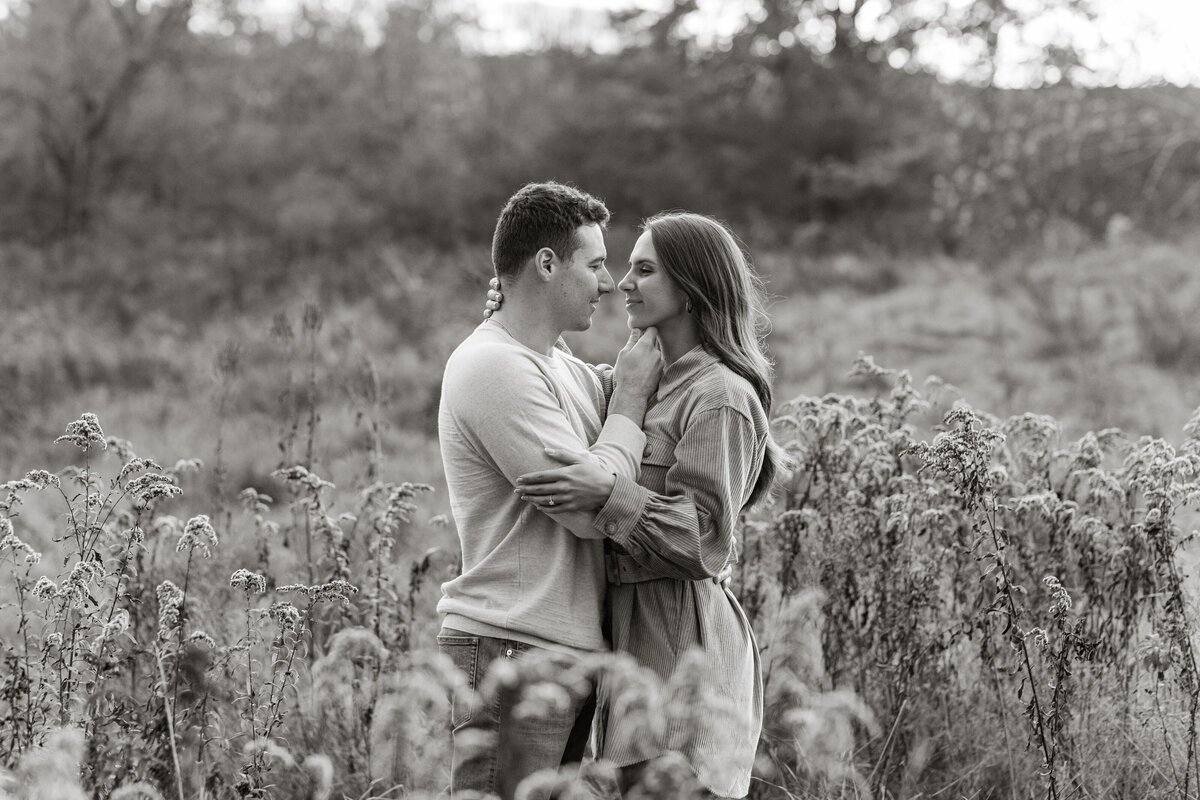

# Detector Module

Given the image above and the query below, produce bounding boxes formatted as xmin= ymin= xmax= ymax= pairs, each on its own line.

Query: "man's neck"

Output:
xmin=487 ymin=306 xmax=561 ymax=356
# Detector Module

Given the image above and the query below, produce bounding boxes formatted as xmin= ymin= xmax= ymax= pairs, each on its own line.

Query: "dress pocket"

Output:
xmin=640 ymin=433 xmax=677 ymax=493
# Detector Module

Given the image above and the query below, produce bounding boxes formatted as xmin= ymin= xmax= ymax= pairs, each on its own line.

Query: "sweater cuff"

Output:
xmin=593 ymin=414 xmax=646 ymax=480
xmin=594 ymin=473 xmax=648 ymax=544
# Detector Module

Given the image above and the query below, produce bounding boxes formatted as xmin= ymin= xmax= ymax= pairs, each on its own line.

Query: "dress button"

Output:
xmin=605 ymin=522 xmax=617 ymax=535
xmin=643 ymin=443 xmax=652 ymax=458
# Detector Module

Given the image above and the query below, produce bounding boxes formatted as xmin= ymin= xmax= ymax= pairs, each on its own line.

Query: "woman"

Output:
xmin=506 ymin=211 xmax=784 ymax=798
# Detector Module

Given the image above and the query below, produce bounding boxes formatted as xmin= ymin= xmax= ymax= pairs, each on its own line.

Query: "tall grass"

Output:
xmin=3 ymin=234 xmax=1200 ymax=798
xmin=3 ymin=345 xmax=1199 ymax=798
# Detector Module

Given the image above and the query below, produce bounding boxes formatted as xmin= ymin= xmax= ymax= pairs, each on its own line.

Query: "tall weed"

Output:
xmin=2 ymin=350 xmax=1199 ymax=799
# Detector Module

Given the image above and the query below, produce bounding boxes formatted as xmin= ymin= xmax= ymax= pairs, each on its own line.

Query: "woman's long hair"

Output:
xmin=643 ymin=211 xmax=785 ymax=507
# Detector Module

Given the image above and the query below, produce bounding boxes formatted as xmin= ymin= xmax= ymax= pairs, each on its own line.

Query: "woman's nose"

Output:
xmin=618 ymin=270 xmax=635 ymax=292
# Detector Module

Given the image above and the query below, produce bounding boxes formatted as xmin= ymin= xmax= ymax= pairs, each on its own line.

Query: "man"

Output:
xmin=437 ymin=182 xmax=662 ymax=798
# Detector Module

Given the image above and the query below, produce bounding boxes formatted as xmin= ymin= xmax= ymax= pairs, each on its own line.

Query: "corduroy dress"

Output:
xmin=590 ymin=346 xmax=767 ymax=798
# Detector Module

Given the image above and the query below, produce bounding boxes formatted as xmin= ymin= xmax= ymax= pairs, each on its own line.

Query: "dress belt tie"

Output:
xmin=604 ymin=551 xmax=727 ymax=587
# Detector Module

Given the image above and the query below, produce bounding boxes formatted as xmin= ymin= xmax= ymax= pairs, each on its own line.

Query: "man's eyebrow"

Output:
xmin=589 ymin=255 xmax=607 ymax=265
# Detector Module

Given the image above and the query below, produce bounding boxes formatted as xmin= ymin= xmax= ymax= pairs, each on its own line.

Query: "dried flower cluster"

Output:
xmin=3 ymin=369 xmax=1199 ymax=800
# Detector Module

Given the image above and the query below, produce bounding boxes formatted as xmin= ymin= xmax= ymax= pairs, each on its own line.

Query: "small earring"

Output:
xmin=685 ymin=299 xmax=693 ymax=313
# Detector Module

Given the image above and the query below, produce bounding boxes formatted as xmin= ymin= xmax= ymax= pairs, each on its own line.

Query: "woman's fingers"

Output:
xmin=515 ymin=470 xmax=566 ymax=485
xmin=517 ymin=454 xmax=583 ymax=485
xmin=514 ymin=481 xmax=565 ymax=496
xmin=542 ymin=448 xmax=584 ymax=464
xmin=518 ymin=490 xmax=578 ymax=512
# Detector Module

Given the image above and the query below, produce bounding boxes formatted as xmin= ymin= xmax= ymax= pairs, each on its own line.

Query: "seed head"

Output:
xmin=99 ymin=609 xmax=131 ymax=640
xmin=24 ymin=470 xmax=60 ymax=490
xmin=268 ymin=601 xmax=302 ymax=630
xmin=1044 ymin=575 xmax=1073 ymax=617
xmin=242 ymin=738 xmax=295 ymax=768
xmin=171 ymin=458 xmax=204 ymax=476
xmin=239 ymin=487 xmax=273 ymax=514
xmin=127 ymin=473 xmax=183 ymax=508
xmin=55 ymin=413 xmax=107 ymax=450
xmin=513 ymin=681 xmax=572 ymax=721
xmin=309 ymin=579 xmax=359 ymax=604
xmin=156 ymin=580 xmax=184 ymax=640
xmin=110 ymin=782 xmax=165 ymax=799
xmin=272 ymin=465 xmax=335 ymax=493
xmin=0 ymin=528 xmax=41 ymax=565
xmin=31 ymin=576 xmax=58 ymax=600
xmin=302 ymin=754 xmax=334 ymax=800
xmin=153 ymin=515 xmax=182 ymax=538
xmin=60 ymin=560 xmax=103 ymax=608
xmin=116 ymin=458 xmax=165 ymax=486
xmin=276 ymin=579 xmax=358 ymax=604
xmin=177 ymin=515 xmax=218 ymax=558
xmin=1028 ymin=627 xmax=1050 ymax=649
xmin=230 ymin=568 xmax=267 ymax=594
xmin=188 ymin=630 xmax=217 ymax=649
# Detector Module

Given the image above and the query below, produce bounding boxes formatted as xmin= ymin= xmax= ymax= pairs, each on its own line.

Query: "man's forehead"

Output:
xmin=574 ymin=224 xmax=606 ymax=258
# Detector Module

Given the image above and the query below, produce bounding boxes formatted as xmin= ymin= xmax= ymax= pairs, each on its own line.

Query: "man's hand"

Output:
xmin=609 ymin=328 xmax=663 ymax=425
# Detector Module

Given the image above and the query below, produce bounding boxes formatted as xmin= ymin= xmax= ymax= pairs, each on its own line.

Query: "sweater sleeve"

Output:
xmin=589 ymin=363 xmax=616 ymax=404
xmin=593 ymin=406 xmax=762 ymax=579
xmin=442 ymin=345 xmax=643 ymax=540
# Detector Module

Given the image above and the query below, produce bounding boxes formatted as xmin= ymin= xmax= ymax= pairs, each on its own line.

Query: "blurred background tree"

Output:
xmin=1 ymin=0 xmax=1198 ymax=466
xmin=1 ymin=0 xmax=1195 ymax=273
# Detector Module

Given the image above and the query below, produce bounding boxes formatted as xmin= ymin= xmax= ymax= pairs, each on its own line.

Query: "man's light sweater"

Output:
xmin=437 ymin=321 xmax=645 ymax=653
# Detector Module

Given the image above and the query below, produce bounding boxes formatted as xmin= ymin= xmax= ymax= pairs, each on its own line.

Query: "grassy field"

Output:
xmin=9 ymin=229 xmax=1198 ymax=508
xmin=4 ymin=230 xmax=1200 ymax=798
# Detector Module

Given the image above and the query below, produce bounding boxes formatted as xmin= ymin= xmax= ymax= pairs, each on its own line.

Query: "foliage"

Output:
xmin=0 ymin=0 xmax=1195 ymax=282
xmin=739 ymin=355 xmax=1200 ymax=798
xmin=3 ymin=346 xmax=1200 ymax=798
xmin=0 ymin=407 xmax=454 ymax=799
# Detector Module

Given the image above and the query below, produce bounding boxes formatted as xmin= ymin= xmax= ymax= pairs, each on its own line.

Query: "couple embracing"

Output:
xmin=436 ymin=182 xmax=785 ymax=799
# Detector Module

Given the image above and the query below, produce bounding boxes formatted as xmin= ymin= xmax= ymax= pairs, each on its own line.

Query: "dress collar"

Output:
xmin=655 ymin=345 xmax=720 ymax=403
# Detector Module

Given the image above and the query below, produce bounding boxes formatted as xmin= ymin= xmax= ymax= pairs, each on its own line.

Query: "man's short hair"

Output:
xmin=491 ymin=182 xmax=610 ymax=282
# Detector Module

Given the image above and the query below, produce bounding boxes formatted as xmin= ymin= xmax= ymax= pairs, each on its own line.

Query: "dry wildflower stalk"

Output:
xmin=4 ymin=360 xmax=1200 ymax=800
xmin=744 ymin=358 xmax=1200 ymax=799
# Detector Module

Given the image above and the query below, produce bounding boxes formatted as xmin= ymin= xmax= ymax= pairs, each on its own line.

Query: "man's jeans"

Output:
xmin=438 ymin=627 xmax=595 ymax=800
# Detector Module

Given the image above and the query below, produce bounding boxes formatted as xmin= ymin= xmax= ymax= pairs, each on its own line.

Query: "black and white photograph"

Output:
xmin=1 ymin=0 xmax=1199 ymax=797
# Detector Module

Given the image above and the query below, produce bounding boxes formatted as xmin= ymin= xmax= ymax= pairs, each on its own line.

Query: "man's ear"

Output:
xmin=533 ymin=247 xmax=557 ymax=282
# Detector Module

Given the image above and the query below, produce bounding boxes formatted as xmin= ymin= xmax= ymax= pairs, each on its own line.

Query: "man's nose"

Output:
xmin=598 ymin=268 xmax=615 ymax=294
